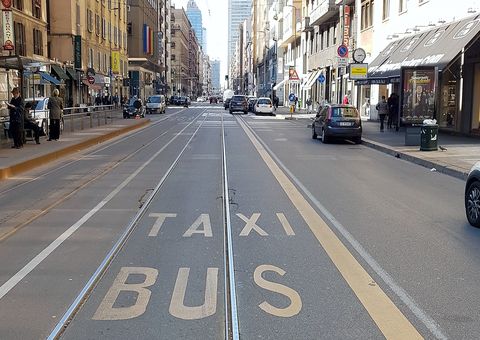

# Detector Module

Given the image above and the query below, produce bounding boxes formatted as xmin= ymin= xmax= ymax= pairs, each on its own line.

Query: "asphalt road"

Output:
xmin=0 ymin=104 xmax=477 ymax=339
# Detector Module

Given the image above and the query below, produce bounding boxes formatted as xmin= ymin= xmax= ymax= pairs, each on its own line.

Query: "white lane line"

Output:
xmin=242 ymin=118 xmax=447 ymax=340
xmin=0 ymin=111 xmax=205 ymax=301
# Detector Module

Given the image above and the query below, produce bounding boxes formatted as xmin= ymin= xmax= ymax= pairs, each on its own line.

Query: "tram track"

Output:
xmin=46 ymin=109 xmax=211 ymax=339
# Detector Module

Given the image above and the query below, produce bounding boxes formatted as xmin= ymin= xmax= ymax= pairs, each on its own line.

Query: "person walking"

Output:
xmin=376 ymin=96 xmax=389 ymax=132
xmin=306 ymin=97 xmax=313 ymax=114
xmin=24 ymin=102 xmax=41 ymax=144
xmin=6 ymin=87 xmax=24 ymax=149
xmin=343 ymin=90 xmax=351 ymax=104
xmin=47 ymin=89 xmax=64 ymax=141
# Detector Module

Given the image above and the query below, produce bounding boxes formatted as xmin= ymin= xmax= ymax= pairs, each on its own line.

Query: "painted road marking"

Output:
xmin=254 ymin=265 xmax=302 ymax=318
xmin=276 ymin=213 xmax=295 ymax=236
xmin=169 ymin=267 xmax=218 ymax=320
xmin=148 ymin=213 xmax=177 ymax=237
xmin=92 ymin=267 xmax=158 ymax=320
xmin=236 ymin=117 xmax=423 ymax=340
xmin=237 ymin=213 xmax=268 ymax=236
xmin=182 ymin=214 xmax=213 ymax=238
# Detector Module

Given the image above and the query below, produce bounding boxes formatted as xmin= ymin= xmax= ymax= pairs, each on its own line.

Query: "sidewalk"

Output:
xmin=0 ymin=116 xmax=149 ymax=180
xmin=361 ymin=121 xmax=480 ymax=180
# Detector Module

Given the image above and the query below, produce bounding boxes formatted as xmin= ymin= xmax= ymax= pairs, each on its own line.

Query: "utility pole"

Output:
xmin=338 ymin=0 xmax=346 ymax=104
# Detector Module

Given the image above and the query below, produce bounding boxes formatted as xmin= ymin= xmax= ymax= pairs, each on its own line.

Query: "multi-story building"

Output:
xmin=228 ymin=0 xmax=251 ymax=75
xmin=200 ymin=53 xmax=211 ymax=96
xmin=359 ymin=0 xmax=480 ymax=136
xmin=186 ymin=0 xmax=205 ymax=52
xmin=165 ymin=1 xmax=172 ymax=97
xmin=211 ymin=59 xmax=221 ymax=92
xmin=127 ymin=0 xmax=163 ymax=101
xmin=48 ymin=0 xmax=129 ymax=106
xmin=0 ymin=0 xmax=50 ymax=103
xmin=171 ymin=7 xmax=200 ymax=98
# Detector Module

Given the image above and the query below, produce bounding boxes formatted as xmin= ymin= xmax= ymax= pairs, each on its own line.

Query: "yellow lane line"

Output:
xmin=236 ymin=117 xmax=423 ymax=340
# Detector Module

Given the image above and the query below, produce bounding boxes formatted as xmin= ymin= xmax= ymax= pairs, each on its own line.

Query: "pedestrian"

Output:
xmin=273 ymin=96 xmax=279 ymax=109
xmin=376 ymin=96 xmax=389 ymax=132
xmin=47 ymin=88 xmax=64 ymax=141
xmin=294 ymin=96 xmax=298 ymax=112
xmin=306 ymin=97 xmax=313 ymax=114
xmin=6 ymin=87 xmax=24 ymax=149
xmin=343 ymin=90 xmax=351 ymax=104
xmin=24 ymin=102 xmax=41 ymax=144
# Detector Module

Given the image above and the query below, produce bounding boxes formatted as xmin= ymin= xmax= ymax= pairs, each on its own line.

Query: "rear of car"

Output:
xmin=255 ymin=97 xmax=274 ymax=115
xmin=312 ymin=105 xmax=362 ymax=144
xmin=229 ymin=95 xmax=248 ymax=114
xmin=465 ymin=162 xmax=480 ymax=227
xmin=146 ymin=95 xmax=166 ymax=114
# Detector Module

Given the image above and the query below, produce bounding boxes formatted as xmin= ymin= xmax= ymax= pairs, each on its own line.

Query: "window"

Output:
xmin=102 ymin=17 xmax=107 ymax=39
xmin=361 ymin=0 xmax=374 ymax=30
xmin=399 ymin=0 xmax=406 ymax=12
xmin=13 ymin=0 xmax=23 ymax=10
xmin=87 ymin=9 xmax=94 ymax=32
xmin=97 ymin=51 xmax=101 ymax=70
xmin=14 ymin=22 xmax=26 ymax=55
xmin=382 ymin=0 xmax=390 ymax=20
xmin=33 ymin=28 xmax=43 ymax=55
xmin=95 ymin=14 xmax=100 ymax=36
xmin=88 ymin=48 xmax=94 ymax=68
xmin=171 ymin=41 xmax=176 ymax=48
xmin=32 ymin=0 xmax=41 ymax=19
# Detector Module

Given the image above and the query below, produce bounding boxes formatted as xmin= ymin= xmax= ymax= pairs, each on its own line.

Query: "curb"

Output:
xmin=361 ymin=138 xmax=468 ymax=180
xmin=0 ymin=119 xmax=150 ymax=180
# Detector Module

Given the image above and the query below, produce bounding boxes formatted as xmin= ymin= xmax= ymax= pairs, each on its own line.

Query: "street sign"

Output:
xmin=337 ymin=57 xmax=348 ymax=67
xmin=317 ymin=73 xmax=325 ymax=83
xmin=337 ymin=44 xmax=348 ymax=58
xmin=289 ymin=93 xmax=296 ymax=102
xmin=349 ymin=63 xmax=368 ymax=80
xmin=87 ymin=75 xmax=95 ymax=84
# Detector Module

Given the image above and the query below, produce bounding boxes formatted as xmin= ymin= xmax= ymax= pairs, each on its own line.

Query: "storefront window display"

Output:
xmin=438 ymin=61 xmax=460 ymax=129
xmin=401 ymin=67 xmax=436 ymax=125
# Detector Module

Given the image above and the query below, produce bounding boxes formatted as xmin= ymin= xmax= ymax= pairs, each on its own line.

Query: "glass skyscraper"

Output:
xmin=186 ymin=0 xmax=206 ymax=52
xmin=211 ymin=60 xmax=221 ymax=92
xmin=228 ymin=0 xmax=251 ymax=69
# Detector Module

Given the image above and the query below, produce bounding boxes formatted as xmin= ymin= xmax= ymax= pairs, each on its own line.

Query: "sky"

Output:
xmin=171 ymin=0 xmax=228 ymax=79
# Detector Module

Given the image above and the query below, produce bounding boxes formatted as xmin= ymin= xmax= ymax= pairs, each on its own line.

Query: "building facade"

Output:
xmin=228 ymin=0 xmax=251 ymax=75
xmin=48 ymin=0 xmax=129 ymax=106
xmin=211 ymin=59 xmax=221 ymax=92
xmin=186 ymin=0 xmax=205 ymax=51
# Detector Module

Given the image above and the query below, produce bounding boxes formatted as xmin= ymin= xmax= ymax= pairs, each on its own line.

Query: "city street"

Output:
xmin=0 ymin=103 xmax=478 ymax=339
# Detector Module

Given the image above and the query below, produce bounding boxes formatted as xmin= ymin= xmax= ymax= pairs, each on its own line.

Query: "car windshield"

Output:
xmin=147 ymin=97 xmax=162 ymax=103
xmin=232 ymin=96 xmax=245 ymax=102
xmin=257 ymin=99 xmax=271 ymax=105
xmin=331 ymin=107 xmax=358 ymax=118
xmin=128 ymin=98 xmax=140 ymax=106
xmin=25 ymin=100 xmax=43 ymax=110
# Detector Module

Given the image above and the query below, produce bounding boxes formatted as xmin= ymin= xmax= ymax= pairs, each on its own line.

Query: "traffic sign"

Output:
xmin=337 ymin=44 xmax=348 ymax=58
xmin=317 ymin=73 xmax=325 ymax=83
xmin=289 ymin=93 xmax=296 ymax=102
xmin=87 ymin=75 xmax=95 ymax=84
xmin=337 ymin=57 xmax=348 ymax=67
xmin=349 ymin=63 xmax=368 ymax=79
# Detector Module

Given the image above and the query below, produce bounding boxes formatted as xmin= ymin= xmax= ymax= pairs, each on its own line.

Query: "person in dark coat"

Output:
xmin=24 ymin=102 xmax=41 ymax=144
xmin=47 ymin=89 xmax=64 ymax=141
xmin=6 ymin=87 xmax=24 ymax=149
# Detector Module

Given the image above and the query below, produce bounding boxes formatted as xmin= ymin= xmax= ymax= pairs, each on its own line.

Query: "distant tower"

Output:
xmin=228 ymin=0 xmax=251 ymax=70
xmin=211 ymin=60 xmax=221 ymax=92
xmin=202 ymin=27 xmax=207 ymax=52
xmin=186 ymin=0 xmax=204 ymax=51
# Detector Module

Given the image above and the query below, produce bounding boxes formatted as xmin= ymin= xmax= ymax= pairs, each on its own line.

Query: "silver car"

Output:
xmin=465 ymin=162 xmax=480 ymax=227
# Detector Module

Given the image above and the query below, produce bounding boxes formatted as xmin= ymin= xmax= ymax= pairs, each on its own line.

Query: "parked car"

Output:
xmin=465 ymin=162 xmax=480 ymax=227
xmin=123 ymin=97 xmax=145 ymax=118
xmin=169 ymin=96 xmax=179 ymax=105
xmin=248 ymin=97 xmax=257 ymax=113
xmin=229 ymin=95 xmax=248 ymax=114
xmin=177 ymin=96 xmax=190 ymax=107
xmin=311 ymin=104 xmax=362 ymax=144
xmin=146 ymin=95 xmax=166 ymax=114
xmin=255 ymin=97 xmax=274 ymax=115
xmin=209 ymin=96 xmax=218 ymax=104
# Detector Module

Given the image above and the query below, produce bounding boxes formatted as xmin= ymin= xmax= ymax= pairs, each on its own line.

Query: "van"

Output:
xmin=146 ymin=95 xmax=166 ymax=114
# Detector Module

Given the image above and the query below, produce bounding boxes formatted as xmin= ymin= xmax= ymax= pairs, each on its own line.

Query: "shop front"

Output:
xmin=365 ymin=14 xmax=480 ymax=135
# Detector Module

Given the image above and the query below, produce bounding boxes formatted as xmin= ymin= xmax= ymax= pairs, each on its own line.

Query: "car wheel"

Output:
xmin=466 ymin=181 xmax=480 ymax=227
xmin=244 ymin=111 xmax=248 ymax=115
xmin=321 ymin=129 xmax=329 ymax=144
xmin=312 ymin=126 xmax=317 ymax=139
xmin=353 ymin=136 xmax=361 ymax=144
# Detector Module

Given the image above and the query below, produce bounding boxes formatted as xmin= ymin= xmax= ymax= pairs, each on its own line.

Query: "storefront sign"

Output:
xmin=111 ymin=50 xmax=120 ymax=74
xmin=2 ymin=10 xmax=14 ymax=51
xmin=349 ymin=63 xmax=368 ymax=79
xmin=1 ymin=0 xmax=12 ymax=8
xmin=401 ymin=67 xmax=436 ymax=124
xmin=74 ymin=35 xmax=82 ymax=69
xmin=343 ymin=5 xmax=350 ymax=46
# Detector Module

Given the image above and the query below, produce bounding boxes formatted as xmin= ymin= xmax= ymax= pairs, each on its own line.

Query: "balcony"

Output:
xmin=310 ymin=0 xmax=336 ymax=26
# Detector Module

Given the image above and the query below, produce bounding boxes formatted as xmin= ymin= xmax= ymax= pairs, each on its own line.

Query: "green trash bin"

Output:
xmin=420 ymin=124 xmax=438 ymax=151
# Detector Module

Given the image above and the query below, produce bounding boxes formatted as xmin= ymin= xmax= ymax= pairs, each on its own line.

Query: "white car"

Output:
xmin=255 ymin=97 xmax=274 ymax=115
xmin=3 ymin=97 xmax=62 ymax=136
xmin=146 ymin=95 xmax=166 ymax=114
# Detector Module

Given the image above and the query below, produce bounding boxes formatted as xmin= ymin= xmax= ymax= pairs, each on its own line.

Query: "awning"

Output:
xmin=40 ymin=72 xmax=61 ymax=85
xmin=66 ymin=68 xmax=77 ymax=80
xmin=51 ymin=64 xmax=69 ymax=80
xmin=367 ymin=14 xmax=480 ymax=82
xmin=82 ymin=79 xmax=102 ymax=90
xmin=302 ymin=70 xmax=321 ymax=90
xmin=273 ymin=78 xmax=287 ymax=90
